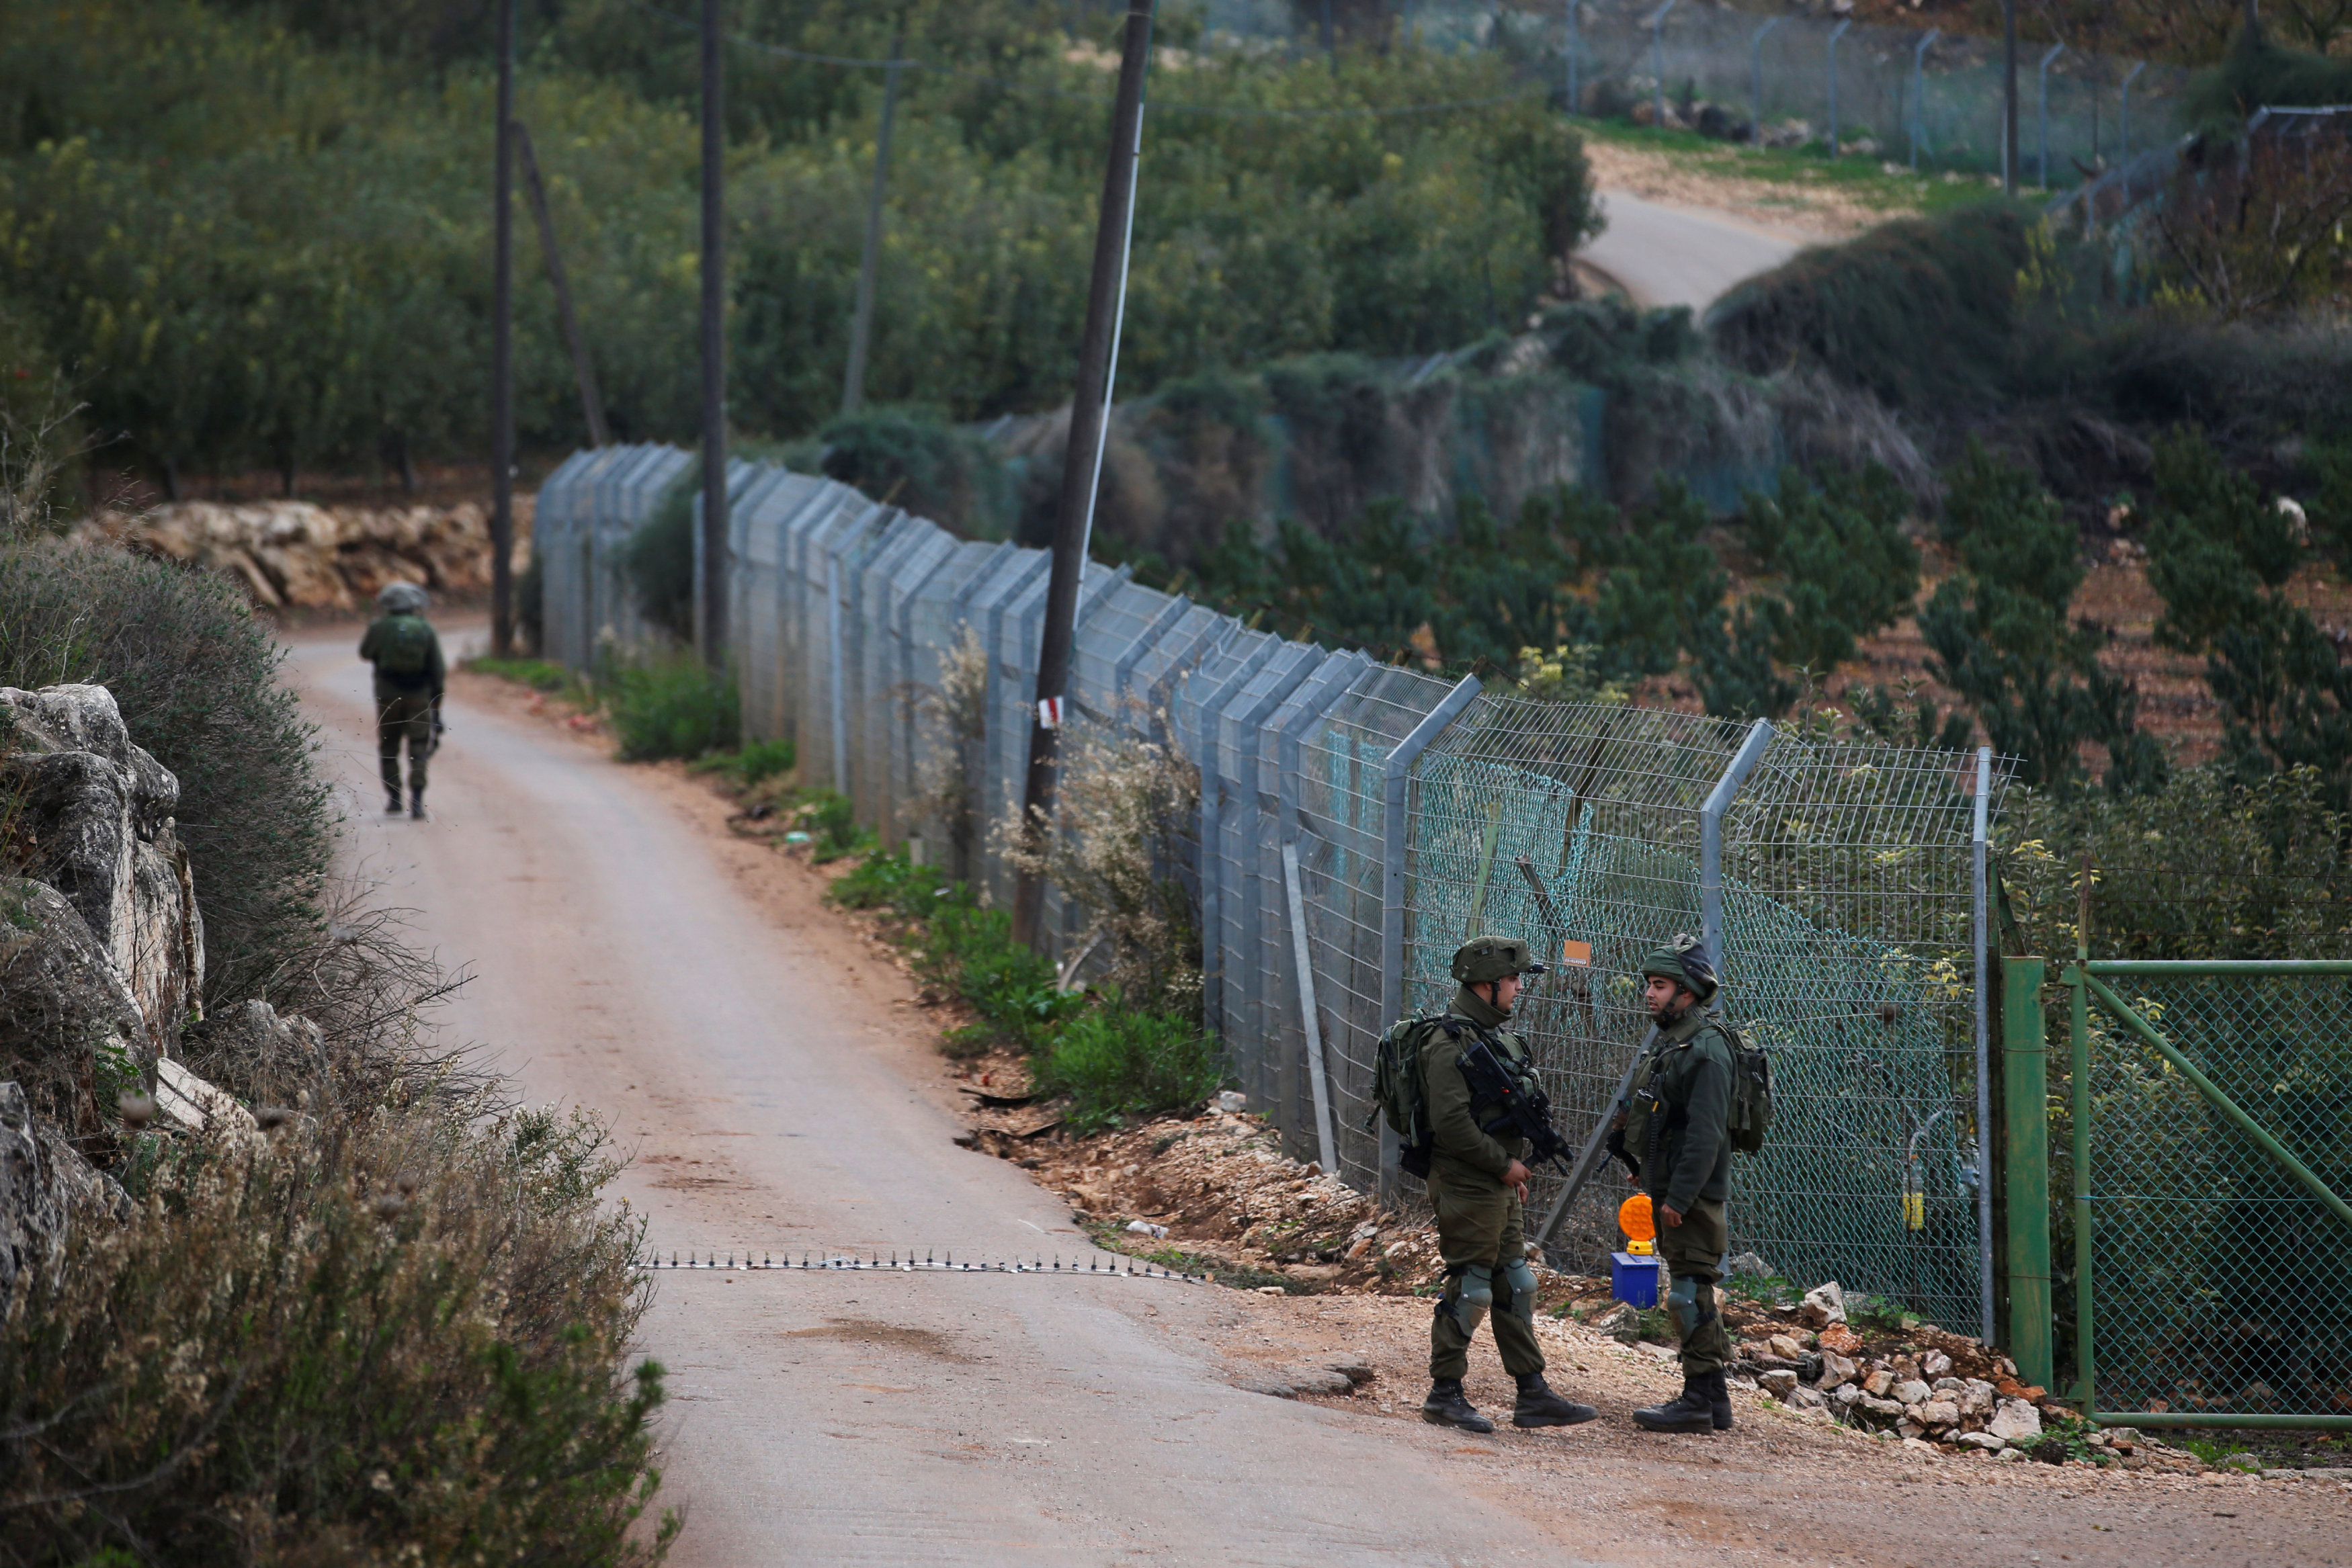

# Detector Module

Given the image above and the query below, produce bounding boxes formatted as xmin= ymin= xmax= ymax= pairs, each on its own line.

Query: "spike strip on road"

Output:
xmin=631 ymin=1246 xmax=1208 ymax=1282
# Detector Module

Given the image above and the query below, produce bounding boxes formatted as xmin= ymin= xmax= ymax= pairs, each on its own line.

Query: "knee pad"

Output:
xmin=1444 ymin=1264 xmax=1493 ymax=1337
xmin=1667 ymin=1273 xmax=1702 ymax=1340
xmin=1503 ymin=1258 xmax=1539 ymax=1324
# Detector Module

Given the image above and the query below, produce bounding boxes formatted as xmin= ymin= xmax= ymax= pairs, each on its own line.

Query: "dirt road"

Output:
xmin=1580 ymin=187 xmax=1803 ymax=312
xmin=287 ymin=626 xmax=2348 ymax=1566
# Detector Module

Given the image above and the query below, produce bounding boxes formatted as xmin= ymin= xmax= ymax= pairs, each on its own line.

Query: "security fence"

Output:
xmin=535 ymin=443 xmax=2008 ymax=1337
xmin=2059 ymin=959 xmax=2352 ymax=1429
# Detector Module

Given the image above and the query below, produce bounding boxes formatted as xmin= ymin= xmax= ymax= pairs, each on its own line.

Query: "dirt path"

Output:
xmin=284 ymin=625 xmax=2349 ymax=1566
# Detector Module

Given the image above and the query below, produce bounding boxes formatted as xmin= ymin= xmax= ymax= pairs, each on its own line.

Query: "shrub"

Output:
xmin=687 ymin=736 xmax=796 ymax=788
xmin=827 ymin=846 xmax=953 ymax=918
xmin=817 ymin=405 xmax=1013 ymax=537
xmin=918 ymin=901 xmax=1080 ymax=1055
xmin=622 ymin=467 xmax=698 ymax=644
xmin=468 ymin=655 xmax=571 ymax=693
xmin=600 ymin=650 xmax=740 ymax=762
xmin=794 ymin=787 xmax=874 ymax=865
xmin=0 ymin=544 xmax=331 ymax=1013
xmin=0 ymin=1105 xmax=674 ymax=1565
xmin=1035 ymin=1008 xmax=1226 ymax=1133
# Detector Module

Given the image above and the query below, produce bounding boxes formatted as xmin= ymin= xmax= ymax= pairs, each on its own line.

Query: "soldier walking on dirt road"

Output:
xmin=360 ymin=580 xmax=445 ymax=820
xmin=1413 ymin=935 xmax=1599 ymax=1434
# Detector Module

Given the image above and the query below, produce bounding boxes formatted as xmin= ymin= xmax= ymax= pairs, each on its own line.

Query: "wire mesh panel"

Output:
xmin=2076 ymin=966 xmax=2352 ymax=1422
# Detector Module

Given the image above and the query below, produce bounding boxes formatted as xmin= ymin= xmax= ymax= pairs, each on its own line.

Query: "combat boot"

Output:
xmin=385 ymin=790 xmax=404 ymax=816
xmin=1708 ymin=1369 xmax=1734 ymax=1430
xmin=409 ymin=787 xmax=429 ymax=822
xmin=1632 ymin=1375 xmax=1716 ymax=1433
xmin=1421 ymin=1379 xmax=1495 ymax=1433
xmin=1511 ymin=1372 xmax=1598 ymax=1428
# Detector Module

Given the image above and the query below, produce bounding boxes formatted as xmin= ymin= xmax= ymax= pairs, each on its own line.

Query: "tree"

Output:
xmin=1918 ymin=442 xmax=2164 ymax=793
xmin=2146 ymin=427 xmax=2352 ymax=808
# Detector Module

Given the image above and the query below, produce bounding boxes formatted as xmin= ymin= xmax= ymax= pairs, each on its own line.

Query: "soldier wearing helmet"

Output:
xmin=1621 ymin=933 xmax=1738 ymax=1433
xmin=1415 ymin=934 xmax=1597 ymax=1434
xmin=358 ymin=580 xmax=445 ymax=820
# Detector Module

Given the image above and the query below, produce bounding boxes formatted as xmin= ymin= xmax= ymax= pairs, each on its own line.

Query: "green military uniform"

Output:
xmin=1626 ymin=934 xmax=1738 ymax=1434
xmin=1422 ymin=981 xmax=1546 ymax=1385
xmin=1411 ymin=935 xmax=1596 ymax=1434
xmin=359 ymin=586 xmax=446 ymax=817
xmin=1622 ymin=1002 xmax=1736 ymax=1377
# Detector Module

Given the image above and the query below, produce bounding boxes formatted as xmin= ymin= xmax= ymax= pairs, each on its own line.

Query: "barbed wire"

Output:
xmin=620 ymin=0 xmax=1550 ymax=119
xmin=637 ymin=1245 xmax=1208 ymax=1281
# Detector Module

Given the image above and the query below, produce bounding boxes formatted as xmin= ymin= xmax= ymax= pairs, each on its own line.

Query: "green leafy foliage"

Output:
xmin=0 ymin=545 xmax=331 ymax=1010
xmin=599 ymin=650 xmax=741 ymax=762
xmin=1034 ymin=1008 xmax=1227 ymax=1133
xmin=0 ymin=2 xmax=1599 ymax=478
xmin=794 ymin=787 xmax=875 ymax=865
xmin=1917 ymin=443 xmax=2163 ymax=793
xmin=2145 ymin=428 xmax=2352 ymax=808
xmin=466 ymin=656 xmax=571 ymax=693
xmin=817 ymin=405 xmax=1015 ymax=539
xmin=0 ymin=1106 xmax=673 ymax=1565
xmin=624 ymin=468 xmax=700 ymax=644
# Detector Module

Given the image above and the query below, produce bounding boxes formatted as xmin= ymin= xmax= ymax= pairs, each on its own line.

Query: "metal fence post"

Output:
xmin=1698 ymin=719 xmax=1773 ymax=960
xmin=2038 ymin=43 xmax=2064 ymax=189
xmin=1748 ymin=17 xmax=1781 ymax=140
xmin=1910 ymin=28 xmax=1941 ymax=170
xmin=1380 ymin=676 xmax=1482 ymax=1201
xmin=827 ymin=550 xmax=851 ymax=795
xmin=1283 ymin=839 xmax=1339 ymax=1172
xmin=1562 ymin=0 xmax=1579 ymax=114
xmin=2064 ymin=955 xmax=2095 ymax=1412
xmin=1647 ymin=0 xmax=1675 ymax=130
xmin=1826 ymin=17 xmax=1853 ymax=158
xmin=2001 ymin=955 xmax=2053 ymax=1390
xmin=1972 ymin=745 xmax=1994 ymax=1343
xmin=2119 ymin=60 xmax=2145 ymax=166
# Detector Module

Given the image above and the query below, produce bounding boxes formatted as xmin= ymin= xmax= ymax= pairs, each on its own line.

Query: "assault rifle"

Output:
xmin=1454 ymin=1031 xmax=1576 ymax=1176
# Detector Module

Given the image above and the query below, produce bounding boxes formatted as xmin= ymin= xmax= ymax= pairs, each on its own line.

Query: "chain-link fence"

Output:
xmin=535 ymin=443 xmax=2007 ymax=1336
xmin=2066 ymin=961 xmax=2352 ymax=1425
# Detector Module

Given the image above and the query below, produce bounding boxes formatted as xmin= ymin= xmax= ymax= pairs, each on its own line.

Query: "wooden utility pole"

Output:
xmin=1009 ymin=0 xmax=1157 ymax=949
xmin=699 ymin=0 xmax=729 ymax=668
xmin=841 ymin=23 xmax=907 ymax=420
xmin=2002 ymin=1 xmax=2019 ymax=195
xmin=515 ymin=121 xmax=610 ymax=447
xmin=491 ymin=0 xmax=517 ymax=655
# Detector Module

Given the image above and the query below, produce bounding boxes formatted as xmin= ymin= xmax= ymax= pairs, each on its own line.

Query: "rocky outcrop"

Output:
xmin=0 ymin=1079 xmax=130 ymax=1311
xmin=0 ymin=879 xmax=148 ymax=1131
xmin=181 ymin=999 xmax=326 ymax=1110
xmin=1 ymin=683 xmax=203 ymax=1047
xmin=73 ymin=496 xmax=534 ymax=612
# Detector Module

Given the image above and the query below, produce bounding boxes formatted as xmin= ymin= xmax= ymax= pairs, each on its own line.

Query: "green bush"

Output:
xmin=794 ymin=787 xmax=874 ymax=865
xmin=818 ymin=405 xmax=1013 ymax=538
xmin=601 ymin=651 xmax=741 ymax=762
xmin=0 ymin=1106 xmax=674 ymax=1565
xmin=919 ymin=901 xmax=1080 ymax=1055
xmin=622 ymin=466 xmax=698 ymax=644
xmin=468 ymin=655 xmax=570 ymax=693
xmin=0 ymin=545 xmax=331 ymax=1012
xmin=827 ymin=846 xmax=954 ymax=918
xmin=1035 ymin=1007 xmax=1226 ymax=1133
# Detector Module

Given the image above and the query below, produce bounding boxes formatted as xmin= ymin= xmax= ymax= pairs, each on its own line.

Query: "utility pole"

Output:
xmin=515 ymin=121 xmax=610 ymax=447
xmin=2002 ymin=1 xmax=2019 ymax=195
xmin=491 ymin=0 xmax=516 ymax=656
xmin=1009 ymin=0 xmax=1156 ymax=949
xmin=699 ymin=0 xmax=728 ymax=669
xmin=841 ymin=21 xmax=906 ymax=420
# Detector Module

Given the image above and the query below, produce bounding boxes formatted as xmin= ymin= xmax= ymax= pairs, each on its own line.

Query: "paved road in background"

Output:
xmin=1579 ymin=189 xmax=1804 ymax=312
xmin=283 ymin=626 xmax=1638 ymax=1568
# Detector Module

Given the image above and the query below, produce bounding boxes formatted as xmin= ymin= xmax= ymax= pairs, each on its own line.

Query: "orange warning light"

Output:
xmin=1618 ymin=1192 xmax=1656 ymax=1250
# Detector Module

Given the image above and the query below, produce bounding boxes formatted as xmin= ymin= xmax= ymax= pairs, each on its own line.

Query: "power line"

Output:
xmin=619 ymin=0 xmax=1548 ymax=119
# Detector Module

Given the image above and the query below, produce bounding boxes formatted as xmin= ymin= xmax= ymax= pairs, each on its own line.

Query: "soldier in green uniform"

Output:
xmin=358 ymin=581 xmax=445 ymax=820
xmin=1418 ymin=935 xmax=1599 ymax=1434
xmin=1622 ymin=934 xmax=1737 ymax=1434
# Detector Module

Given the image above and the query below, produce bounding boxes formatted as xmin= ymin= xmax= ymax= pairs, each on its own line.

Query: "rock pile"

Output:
xmin=73 ymin=496 xmax=533 ymax=612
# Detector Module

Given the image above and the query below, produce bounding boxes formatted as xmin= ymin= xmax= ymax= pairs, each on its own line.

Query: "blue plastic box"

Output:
xmin=1611 ymin=1251 xmax=1662 ymax=1307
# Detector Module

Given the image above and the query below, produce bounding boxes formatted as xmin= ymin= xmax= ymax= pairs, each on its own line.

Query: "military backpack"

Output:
xmin=1723 ymin=1023 xmax=1774 ymax=1154
xmin=374 ymin=615 xmax=437 ymax=678
xmin=1367 ymin=1013 xmax=1444 ymax=1179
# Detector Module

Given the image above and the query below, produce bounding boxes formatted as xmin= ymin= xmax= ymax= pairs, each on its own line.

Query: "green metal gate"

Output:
xmin=2059 ymin=958 xmax=2352 ymax=1430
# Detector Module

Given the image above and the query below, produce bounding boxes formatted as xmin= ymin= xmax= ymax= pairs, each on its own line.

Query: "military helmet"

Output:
xmin=1640 ymin=932 xmax=1719 ymax=1002
xmin=1451 ymin=934 xmax=1548 ymax=986
xmin=376 ymin=580 xmax=429 ymax=614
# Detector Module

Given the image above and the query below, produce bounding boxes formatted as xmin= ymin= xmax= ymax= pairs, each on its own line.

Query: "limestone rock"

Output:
xmin=1760 ymin=1369 xmax=1798 ymax=1398
xmin=155 ymin=1057 xmax=256 ymax=1136
xmin=1862 ymin=1367 xmax=1895 ymax=1398
xmin=1800 ymin=1280 xmax=1847 ymax=1327
xmin=0 ymin=879 xmax=148 ymax=1130
xmin=0 ymin=1079 xmax=130 ymax=1311
xmin=0 ymin=685 xmax=202 ymax=1045
xmin=1960 ymin=1379 xmax=1997 ymax=1417
xmin=1922 ymin=1399 xmax=1961 ymax=1430
xmin=1988 ymin=1398 xmax=2043 ymax=1443
xmin=1956 ymin=1432 xmax=2005 ymax=1451
xmin=1922 ymin=1349 xmax=1953 ymax=1379
xmin=1894 ymin=1379 xmax=1932 ymax=1406
xmin=1857 ymin=1394 xmax=1902 ymax=1419
xmin=1815 ymin=1350 xmax=1858 ymax=1390
xmin=1789 ymin=1385 xmax=1828 ymax=1410
xmin=1767 ymin=1333 xmax=1803 ymax=1360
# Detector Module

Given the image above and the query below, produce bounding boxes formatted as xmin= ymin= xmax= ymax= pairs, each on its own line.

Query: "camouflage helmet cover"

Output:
xmin=1640 ymin=932 xmax=1719 ymax=1002
xmin=376 ymin=580 xmax=429 ymax=614
xmin=1451 ymin=934 xmax=1548 ymax=986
